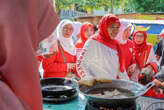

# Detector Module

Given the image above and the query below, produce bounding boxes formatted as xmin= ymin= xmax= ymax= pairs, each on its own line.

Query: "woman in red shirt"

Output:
xmin=42 ymin=19 xmax=79 ymax=78
xmin=131 ymin=27 xmax=161 ymax=97
xmin=131 ymin=27 xmax=158 ymax=82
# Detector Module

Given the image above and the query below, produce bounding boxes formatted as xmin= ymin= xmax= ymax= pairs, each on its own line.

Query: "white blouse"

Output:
xmin=76 ymin=39 xmax=129 ymax=80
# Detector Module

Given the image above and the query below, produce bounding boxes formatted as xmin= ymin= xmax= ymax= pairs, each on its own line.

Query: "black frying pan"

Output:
xmin=41 ymin=77 xmax=78 ymax=103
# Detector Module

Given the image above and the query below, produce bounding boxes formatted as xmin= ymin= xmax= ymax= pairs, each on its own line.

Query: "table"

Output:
xmin=43 ymin=94 xmax=164 ymax=110
xmin=43 ymin=93 xmax=86 ymax=110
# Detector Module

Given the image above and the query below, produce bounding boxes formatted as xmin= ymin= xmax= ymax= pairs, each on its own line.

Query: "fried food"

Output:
xmin=78 ymin=78 xmax=112 ymax=86
xmin=95 ymin=78 xmax=112 ymax=83
xmin=78 ymin=78 xmax=96 ymax=86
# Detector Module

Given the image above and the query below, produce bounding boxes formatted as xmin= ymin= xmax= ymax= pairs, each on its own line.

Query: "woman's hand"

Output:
xmin=154 ymin=79 xmax=164 ymax=87
xmin=67 ymin=63 xmax=76 ymax=70
xmin=66 ymin=63 xmax=76 ymax=78
xmin=146 ymin=65 xmax=153 ymax=71
xmin=161 ymin=82 xmax=164 ymax=87
xmin=127 ymin=64 xmax=136 ymax=75
xmin=43 ymin=52 xmax=56 ymax=58
xmin=139 ymin=66 xmax=155 ymax=85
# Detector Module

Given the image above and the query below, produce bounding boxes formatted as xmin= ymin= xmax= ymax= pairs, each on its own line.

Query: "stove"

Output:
xmin=85 ymin=101 xmax=138 ymax=110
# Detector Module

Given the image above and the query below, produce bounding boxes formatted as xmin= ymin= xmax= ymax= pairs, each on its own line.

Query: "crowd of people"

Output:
xmin=0 ymin=1 xmax=163 ymax=109
xmin=37 ymin=14 xmax=164 ymax=98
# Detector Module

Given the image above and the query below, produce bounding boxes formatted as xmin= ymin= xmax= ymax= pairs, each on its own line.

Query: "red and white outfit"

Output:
xmin=76 ymin=23 xmax=94 ymax=58
xmin=115 ymin=20 xmax=135 ymax=77
xmin=131 ymin=29 xmax=161 ymax=98
xmin=42 ymin=20 xmax=79 ymax=78
xmin=131 ymin=30 xmax=158 ymax=82
xmin=76 ymin=15 xmax=129 ymax=80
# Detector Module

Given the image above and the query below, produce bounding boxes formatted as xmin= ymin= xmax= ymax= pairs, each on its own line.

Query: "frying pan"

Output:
xmin=79 ymin=79 xmax=154 ymax=106
xmin=41 ymin=77 xmax=78 ymax=103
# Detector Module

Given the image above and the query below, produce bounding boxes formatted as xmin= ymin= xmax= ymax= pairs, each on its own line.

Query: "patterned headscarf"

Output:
xmin=132 ymin=28 xmax=148 ymax=68
xmin=92 ymin=14 xmax=124 ymax=72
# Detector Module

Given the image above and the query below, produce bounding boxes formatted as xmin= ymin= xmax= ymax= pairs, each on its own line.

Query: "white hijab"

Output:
xmin=72 ymin=21 xmax=82 ymax=44
xmin=57 ymin=19 xmax=76 ymax=55
xmin=116 ymin=20 xmax=132 ymax=44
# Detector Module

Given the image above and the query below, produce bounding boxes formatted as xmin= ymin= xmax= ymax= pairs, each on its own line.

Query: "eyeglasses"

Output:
xmin=63 ymin=27 xmax=73 ymax=32
xmin=135 ymin=34 xmax=145 ymax=38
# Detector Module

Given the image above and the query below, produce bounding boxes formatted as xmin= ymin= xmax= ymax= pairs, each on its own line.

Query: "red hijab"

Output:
xmin=76 ymin=23 xmax=94 ymax=48
xmin=81 ymin=23 xmax=94 ymax=43
xmin=92 ymin=14 xmax=124 ymax=72
xmin=132 ymin=29 xmax=148 ymax=68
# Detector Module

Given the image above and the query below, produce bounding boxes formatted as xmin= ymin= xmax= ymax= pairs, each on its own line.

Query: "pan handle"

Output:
xmin=70 ymin=76 xmax=80 ymax=89
xmin=145 ymin=81 xmax=155 ymax=88
xmin=63 ymin=76 xmax=80 ymax=89
xmin=134 ymin=81 xmax=155 ymax=96
xmin=144 ymin=81 xmax=155 ymax=93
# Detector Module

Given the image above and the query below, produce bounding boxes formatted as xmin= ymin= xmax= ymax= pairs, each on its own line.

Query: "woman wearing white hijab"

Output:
xmin=115 ymin=20 xmax=136 ymax=78
xmin=42 ymin=19 xmax=79 ymax=78
xmin=37 ymin=21 xmax=81 ymax=55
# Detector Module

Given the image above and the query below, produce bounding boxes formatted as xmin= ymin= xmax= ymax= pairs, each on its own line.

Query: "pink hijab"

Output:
xmin=0 ymin=0 xmax=59 ymax=110
xmin=115 ymin=20 xmax=132 ymax=44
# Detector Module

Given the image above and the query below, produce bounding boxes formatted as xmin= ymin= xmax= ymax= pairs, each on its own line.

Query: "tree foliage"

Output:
xmin=54 ymin=0 xmax=127 ymax=15
xmin=77 ymin=0 xmax=126 ymax=13
xmin=54 ymin=0 xmax=74 ymax=15
xmin=124 ymin=0 xmax=164 ymax=13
